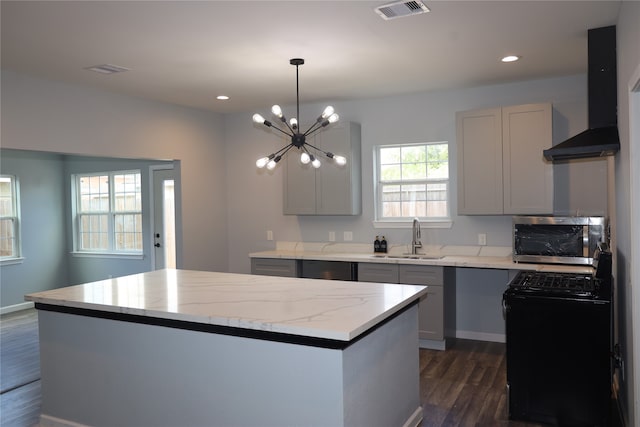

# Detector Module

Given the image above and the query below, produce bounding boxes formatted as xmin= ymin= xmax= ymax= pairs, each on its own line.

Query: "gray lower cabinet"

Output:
xmin=250 ymin=258 xmax=298 ymax=277
xmin=398 ymin=265 xmax=448 ymax=343
xmin=357 ymin=262 xmax=399 ymax=283
xmin=358 ymin=262 xmax=455 ymax=349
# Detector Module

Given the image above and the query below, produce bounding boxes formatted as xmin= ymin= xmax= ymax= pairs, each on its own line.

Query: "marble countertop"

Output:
xmin=25 ymin=269 xmax=427 ymax=342
xmin=249 ymin=242 xmax=594 ymax=274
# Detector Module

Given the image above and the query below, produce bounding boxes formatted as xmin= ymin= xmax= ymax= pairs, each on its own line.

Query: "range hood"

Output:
xmin=543 ymin=26 xmax=620 ymax=161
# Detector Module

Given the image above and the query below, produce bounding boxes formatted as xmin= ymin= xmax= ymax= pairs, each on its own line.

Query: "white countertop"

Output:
xmin=25 ymin=269 xmax=427 ymax=342
xmin=249 ymin=242 xmax=594 ymax=274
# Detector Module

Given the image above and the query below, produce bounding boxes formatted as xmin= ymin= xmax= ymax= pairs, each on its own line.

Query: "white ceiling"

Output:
xmin=0 ymin=1 xmax=622 ymax=114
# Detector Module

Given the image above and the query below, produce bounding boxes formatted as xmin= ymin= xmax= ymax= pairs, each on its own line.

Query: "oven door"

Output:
xmin=504 ymin=291 xmax=612 ymax=426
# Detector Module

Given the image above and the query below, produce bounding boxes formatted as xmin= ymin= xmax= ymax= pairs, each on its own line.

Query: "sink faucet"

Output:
xmin=411 ymin=217 xmax=422 ymax=255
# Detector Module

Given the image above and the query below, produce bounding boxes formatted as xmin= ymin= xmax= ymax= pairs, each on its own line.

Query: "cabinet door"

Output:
xmin=418 ymin=284 xmax=444 ymax=341
xmin=316 ymin=122 xmax=362 ymax=215
xmin=456 ymin=108 xmax=503 ymax=215
xmin=283 ymin=122 xmax=361 ymax=215
xmin=502 ymin=103 xmax=553 ymax=214
xmin=283 ymin=148 xmax=316 ymax=215
xmin=358 ymin=263 xmax=399 ymax=283
xmin=399 ymin=264 xmax=445 ymax=342
xmin=251 ymin=258 xmax=298 ymax=277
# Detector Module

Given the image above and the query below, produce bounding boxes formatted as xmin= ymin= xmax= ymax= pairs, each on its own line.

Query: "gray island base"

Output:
xmin=26 ymin=269 xmax=427 ymax=427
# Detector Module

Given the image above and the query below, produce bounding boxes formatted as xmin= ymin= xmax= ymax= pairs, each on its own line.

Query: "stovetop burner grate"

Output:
xmin=510 ymin=271 xmax=597 ymax=296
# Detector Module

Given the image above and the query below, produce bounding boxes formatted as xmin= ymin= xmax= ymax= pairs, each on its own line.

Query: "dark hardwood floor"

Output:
xmin=418 ymin=339 xmax=543 ymax=427
xmin=0 ymin=309 xmax=40 ymax=427
xmin=0 ymin=309 xmax=621 ymax=427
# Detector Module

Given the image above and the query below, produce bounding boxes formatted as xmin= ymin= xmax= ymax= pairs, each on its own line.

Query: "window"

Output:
xmin=375 ymin=142 xmax=450 ymax=223
xmin=74 ymin=171 xmax=142 ymax=253
xmin=0 ymin=175 xmax=20 ymax=260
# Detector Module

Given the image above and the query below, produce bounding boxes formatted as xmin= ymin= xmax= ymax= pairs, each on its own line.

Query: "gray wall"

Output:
xmin=222 ymin=73 xmax=611 ymax=343
xmin=1 ymin=69 xmax=228 ymax=279
xmin=224 ymin=73 xmax=605 ymax=275
xmin=1 ymin=150 xmax=68 ymax=307
xmin=62 ymin=155 xmax=173 ymax=285
xmin=455 ymin=268 xmax=514 ymax=339
xmin=612 ymin=3 xmax=640 ymax=425
xmin=0 ymin=150 xmax=174 ymax=306
xmin=1 ymin=69 xmax=606 ymax=285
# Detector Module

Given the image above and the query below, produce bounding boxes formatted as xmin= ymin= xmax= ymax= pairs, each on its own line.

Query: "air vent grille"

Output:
xmin=84 ymin=64 xmax=130 ymax=75
xmin=374 ymin=0 xmax=430 ymax=20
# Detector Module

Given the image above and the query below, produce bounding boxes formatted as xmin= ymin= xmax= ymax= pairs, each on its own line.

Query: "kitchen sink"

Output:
xmin=371 ymin=254 xmax=443 ymax=260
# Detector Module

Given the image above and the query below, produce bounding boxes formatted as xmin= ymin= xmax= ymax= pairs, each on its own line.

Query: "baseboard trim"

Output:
xmin=0 ymin=301 xmax=34 ymax=315
xmin=456 ymin=330 xmax=506 ymax=343
xmin=402 ymin=406 xmax=423 ymax=427
xmin=40 ymin=414 xmax=90 ymax=427
xmin=419 ymin=338 xmax=446 ymax=350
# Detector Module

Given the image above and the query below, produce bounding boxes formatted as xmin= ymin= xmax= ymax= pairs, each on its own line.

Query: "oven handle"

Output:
xmin=502 ymin=296 xmax=508 ymax=320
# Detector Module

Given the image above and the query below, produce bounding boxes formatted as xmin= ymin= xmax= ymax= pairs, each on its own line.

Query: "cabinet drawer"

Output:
xmin=398 ymin=265 xmax=444 ymax=286
xmin=358 ymin=263 xmax=399 ymax=283
xmin=250 ymin=258 xmax=298 ymax=278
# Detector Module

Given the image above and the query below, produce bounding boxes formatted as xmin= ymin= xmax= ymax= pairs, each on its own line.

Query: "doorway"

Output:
xmin=151 ymin=167 xmax=177 ymax=269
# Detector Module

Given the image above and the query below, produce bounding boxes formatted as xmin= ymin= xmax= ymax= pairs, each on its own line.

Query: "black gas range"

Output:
xmin=503 ymin=249 xmax=613 ymax=426
xmin=508 ymin=270 xmax=605 ymax=299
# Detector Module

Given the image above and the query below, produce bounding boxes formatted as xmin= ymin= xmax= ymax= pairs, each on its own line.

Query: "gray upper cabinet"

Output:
xmin=456 ymin=103 xmax=553 ymax=215
xmin=283 ymin=122 xmax=362 ymax=215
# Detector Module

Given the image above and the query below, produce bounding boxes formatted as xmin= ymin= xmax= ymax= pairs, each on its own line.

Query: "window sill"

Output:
xmin=372 ymin=219 xmax=453 ymax=229
xmin=71 ymin=252 xmax=144 ymax=260
xmin=1 ymin=257 xmax=25 ymax=266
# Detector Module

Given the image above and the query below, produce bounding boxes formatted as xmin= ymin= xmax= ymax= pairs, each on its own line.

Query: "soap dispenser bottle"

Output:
xmin=380 ymin=236 xmax=388 ymax=253
xmin=374 ymin=236 xmax=381 ymax=253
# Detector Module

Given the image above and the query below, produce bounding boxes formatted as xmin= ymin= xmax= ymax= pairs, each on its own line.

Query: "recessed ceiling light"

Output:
xmin=501 ymin=55 xmax=521 ymax=63
xmin=216 ymin=95 xmax=229 ymax=100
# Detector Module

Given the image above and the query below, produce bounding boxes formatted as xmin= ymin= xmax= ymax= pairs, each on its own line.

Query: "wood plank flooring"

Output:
xmin=418 ymin=339 xmax=543 ymax=427
xmin=0 ymin=309 xmax=621 ymax=427
xmin=1 ymin=309 xmax=40 ymax=427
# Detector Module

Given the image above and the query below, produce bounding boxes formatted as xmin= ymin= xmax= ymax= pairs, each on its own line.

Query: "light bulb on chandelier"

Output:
xmin=253 ymin=58 xmax=346 ymax=170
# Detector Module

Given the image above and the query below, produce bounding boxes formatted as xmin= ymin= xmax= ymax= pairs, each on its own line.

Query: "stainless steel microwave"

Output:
xmin=513 ymin=216 xmax=608 ymax=266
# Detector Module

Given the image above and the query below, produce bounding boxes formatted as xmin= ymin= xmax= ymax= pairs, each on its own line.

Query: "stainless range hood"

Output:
xmin=543 ymin=26 xmax=620 ymax=161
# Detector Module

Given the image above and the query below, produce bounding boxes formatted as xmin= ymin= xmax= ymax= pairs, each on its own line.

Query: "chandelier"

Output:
xmin=253 ymin=58 xmax=346 ymax=170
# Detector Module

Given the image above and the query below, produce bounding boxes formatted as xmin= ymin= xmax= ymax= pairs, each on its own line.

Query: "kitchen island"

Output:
xmin=25 ymin=269 xmax=428 ymax=427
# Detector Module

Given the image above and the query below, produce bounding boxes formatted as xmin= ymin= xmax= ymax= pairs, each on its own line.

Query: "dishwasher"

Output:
xmin=299 ymin=260 xmax=358 ymax=281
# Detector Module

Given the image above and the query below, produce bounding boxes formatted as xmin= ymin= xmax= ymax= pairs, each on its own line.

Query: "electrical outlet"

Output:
xmin=478 ymin=233 xmax=487 ymax=246
xmin=329 ymin=231 xmax=336 ymax=242
xmin=267 ymin=230 xmax=274 ymax=241
xmin=343 ymin=231 xmax=353 ymax=241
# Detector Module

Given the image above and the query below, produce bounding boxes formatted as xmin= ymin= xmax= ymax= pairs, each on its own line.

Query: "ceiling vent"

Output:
xmin=84 ymin=64 xmax=130 ymax=75
xmin=374 ymin=0 xmax=430 ymax=20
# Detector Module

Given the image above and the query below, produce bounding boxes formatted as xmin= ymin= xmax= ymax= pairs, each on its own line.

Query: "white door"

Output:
xmin=152 ymin=168 xmax=177 ymax=269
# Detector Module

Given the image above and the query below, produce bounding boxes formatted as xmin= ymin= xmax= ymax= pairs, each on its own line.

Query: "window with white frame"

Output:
xmin=375 ymin=142 xmax=450 ymax=221
xmin=0 ymin=175 xmax=21 ymax=259
xmin=74 ymin=171 xmax=142 ymax=253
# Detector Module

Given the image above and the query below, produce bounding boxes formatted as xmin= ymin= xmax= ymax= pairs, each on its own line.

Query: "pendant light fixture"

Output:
xmin=253 ymin=58 xmax=346 ymax=170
